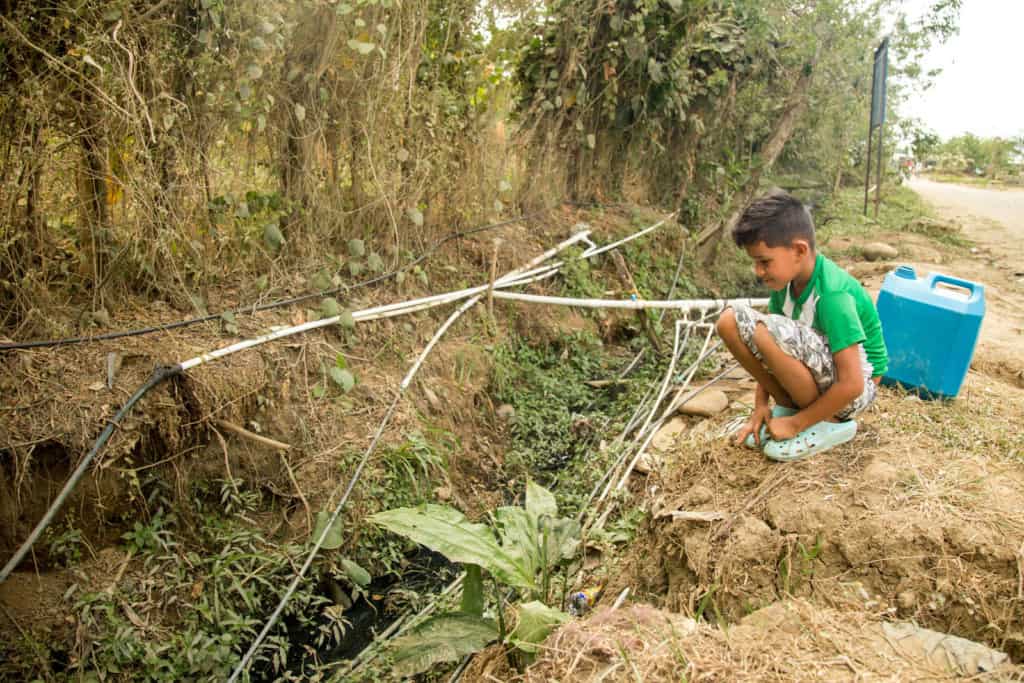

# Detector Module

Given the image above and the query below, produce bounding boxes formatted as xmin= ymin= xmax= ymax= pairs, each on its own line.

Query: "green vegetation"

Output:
xmin=817 ymin=185 xmax=971 ymax=250
xmin=915 ymin=131 xmax=1024 ymax=181
xmin=370 ymin=480 xmax=578 ymax=676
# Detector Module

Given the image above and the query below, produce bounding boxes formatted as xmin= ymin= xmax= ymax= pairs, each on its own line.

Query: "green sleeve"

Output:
xmin=816 ymin=293 xmax=865 ymax=354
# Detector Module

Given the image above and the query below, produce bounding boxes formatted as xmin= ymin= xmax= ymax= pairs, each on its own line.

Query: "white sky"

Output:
xmin=896 ymin=0 xmax=1024 ymax=140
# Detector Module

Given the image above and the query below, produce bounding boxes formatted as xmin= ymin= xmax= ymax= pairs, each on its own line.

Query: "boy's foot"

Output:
xmin=763 ymin=420 xmax=858 ymax=462
xmin=743 ymin=405 xmax=798 ymax=449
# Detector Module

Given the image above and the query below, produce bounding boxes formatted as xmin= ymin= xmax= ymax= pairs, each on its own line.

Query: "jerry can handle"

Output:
xmin=930 ymin=274 xmax=981 ymax=301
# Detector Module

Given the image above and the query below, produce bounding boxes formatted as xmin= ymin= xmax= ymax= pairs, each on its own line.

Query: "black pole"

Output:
xmin=863 ymin=125 xmax=874 ymax=216
xmin=874 ymin=119 xmax=884 ymax=218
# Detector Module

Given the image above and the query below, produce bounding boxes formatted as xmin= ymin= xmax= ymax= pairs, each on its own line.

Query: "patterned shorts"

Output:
xmin=731 ymin=304 xmax=876 ymax=420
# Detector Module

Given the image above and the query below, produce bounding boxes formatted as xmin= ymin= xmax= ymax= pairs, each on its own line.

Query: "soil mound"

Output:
xmin=610 ymin=371 xmax=1024 ymax=659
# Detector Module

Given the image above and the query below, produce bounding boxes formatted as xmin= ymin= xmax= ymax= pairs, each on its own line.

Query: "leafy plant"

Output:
xmin=369 ymin=480 xmax=580 ymax=677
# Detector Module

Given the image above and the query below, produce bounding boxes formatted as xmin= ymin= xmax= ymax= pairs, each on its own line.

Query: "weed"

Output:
xmin=44 ymin=520 xmax=86 ymax=567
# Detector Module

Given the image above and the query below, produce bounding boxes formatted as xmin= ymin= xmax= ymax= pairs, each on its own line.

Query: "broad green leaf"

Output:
xmin=460 ymin=564 xmax=484 ymax=617
xmin=348 ymin=261 xmax=363 ymax=277
xmin=388 ymin=613 xmax=498 ymax=678
xmin=246 ymin=63 xmax=263 ymax=80
xmin=311 ymin=269 xmax=332 ymax=292
xmin=338 ymin=310 xmax=356 ymax=330
xmin=329 ymin=367 xmax=355 ymax=393
xmin=366 ymin=252 xmax=384 ymax=273
xmin=508 ymin=601 xmax=568 ymax=654
xmin=341 ymin=558 xmax=371 ymax=587
xmin=312 ymin=511 xmax=344 ymax=550
xmin=407 ymin=207 xmax=424 ymax=227
xmin=320 ymin=297 xmax=341 ymax=318
xmin=395 ymin=271 xmax=407 ymax=285
xmin=336 ymin=3 xmax=353 ymax=15
xmin=263 ymin=222 xmax=284 ymax=249
xmin=312 ymin=383 xmax=326 ymax=399
xmin=347 ymin=239 xmax=365 ymax=258
xmin=370 ymin=505 xmax=533 ymax=590
xmin=542 ymin=516 xmax=581 ymax=565
xmin=526 ymin=480 xmax=558 ymax=519
xmin=494 ymin=507 xmax=540 ymax=583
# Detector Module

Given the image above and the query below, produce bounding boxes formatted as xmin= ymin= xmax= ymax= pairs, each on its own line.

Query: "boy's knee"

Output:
xmin=715 ymin=308 xmax=736 ymax=337
xmin=751 ymin=321 xmax=776 ymax=352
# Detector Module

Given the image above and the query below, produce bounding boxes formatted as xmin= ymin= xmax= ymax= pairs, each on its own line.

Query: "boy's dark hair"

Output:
xmin=732 ymin=190 xmax=815 ymax=250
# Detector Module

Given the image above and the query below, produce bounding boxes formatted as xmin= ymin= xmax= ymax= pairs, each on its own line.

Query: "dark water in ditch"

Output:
xmin=263 ymin=548 xmax=457 ymax=680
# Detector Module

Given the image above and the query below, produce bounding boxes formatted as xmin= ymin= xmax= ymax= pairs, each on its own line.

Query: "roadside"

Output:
xmin=486 ymin=183 xmax=1024 ymax=682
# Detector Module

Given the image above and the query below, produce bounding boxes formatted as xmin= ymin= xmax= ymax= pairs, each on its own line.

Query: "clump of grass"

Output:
xmin=816 ymin=185 xmax=971 ymax=249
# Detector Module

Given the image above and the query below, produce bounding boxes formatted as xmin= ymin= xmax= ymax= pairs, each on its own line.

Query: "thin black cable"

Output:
xmin=0 ymin=204 xmax=604 ymax=351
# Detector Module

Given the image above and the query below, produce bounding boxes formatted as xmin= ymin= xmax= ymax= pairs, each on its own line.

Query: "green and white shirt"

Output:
xmin=768 ymin=254 xmax=888 ymax=377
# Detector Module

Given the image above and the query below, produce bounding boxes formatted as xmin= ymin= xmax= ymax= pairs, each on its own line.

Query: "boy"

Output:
xmin=715 ymin=191 xmax=888 ymax=461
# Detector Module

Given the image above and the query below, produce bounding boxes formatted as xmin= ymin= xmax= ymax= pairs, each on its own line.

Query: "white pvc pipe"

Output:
xmin=178 ymin=268 xmax=560 ymax=373
xmin=579 ymin=212 xmax=678 ymax=259
xmin=492 ymin=291 xmax=769 ymax=312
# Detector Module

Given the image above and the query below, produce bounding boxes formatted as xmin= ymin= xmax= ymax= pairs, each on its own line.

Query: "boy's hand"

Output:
xmin=766 ymin=415 xmax=802 ymax=441
xmin=734 ymin=404 xmax=772 ymax=447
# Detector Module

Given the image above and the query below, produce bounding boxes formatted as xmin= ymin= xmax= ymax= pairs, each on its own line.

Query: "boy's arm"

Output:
xmin=769 ymin=346 xmax=864 ymax=438
xmin=733 ymin=381 xmax=774 ymax=446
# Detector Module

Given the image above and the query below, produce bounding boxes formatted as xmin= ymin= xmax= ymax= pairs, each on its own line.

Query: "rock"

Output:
xmin=633 ymin=450 xmax=661 ymax=475
xmin=676 ymin=389 xmax=729 ymax=417
xmin=651 ymin=417 xmax=687 ymax=451
xmin=496 ymin=403 xmax=516 ymax=420
xmin=861 ymin=242 xmax=899 ymax=261
xmin=682 ymin=485 xmax=714 ymax=506
xmin=881 ymin=622 xmax=1009 ymax=675
xmin=434 ymin=485 xmax=452 ymax=502
xmin=897 ymin=590 xmax=917 ymax=610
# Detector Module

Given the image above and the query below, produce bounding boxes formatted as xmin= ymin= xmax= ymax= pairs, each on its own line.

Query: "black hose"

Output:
xmin=0 ymin=205 xmax=578 ymax=351
xmin=0 ymin=364 xmax=181 ymax=583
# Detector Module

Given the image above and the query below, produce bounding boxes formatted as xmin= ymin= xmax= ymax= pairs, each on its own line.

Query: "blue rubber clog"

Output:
xmin=743 ymin=405 xmax=798 ymax=449
xmin=763 ymin=420 xmax=858 ymax=462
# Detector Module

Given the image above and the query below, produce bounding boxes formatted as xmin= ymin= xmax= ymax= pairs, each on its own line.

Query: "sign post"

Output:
xmin=864 ymin=37 xmax=889 ymax=217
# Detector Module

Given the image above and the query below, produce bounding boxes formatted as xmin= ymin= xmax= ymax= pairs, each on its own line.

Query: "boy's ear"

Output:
xmin=793 ymin=239 xmax=812 ymax=258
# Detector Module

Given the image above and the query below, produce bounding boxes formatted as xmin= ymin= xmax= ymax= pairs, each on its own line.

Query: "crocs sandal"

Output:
xmin=743 ymin=405 xmax=798 ymax=449
xmin=763 ymin=420 xmax=858 ymax=462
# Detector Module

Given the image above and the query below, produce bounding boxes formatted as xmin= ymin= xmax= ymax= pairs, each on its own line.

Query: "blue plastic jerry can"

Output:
xmin=876 ymin=265 xmax=985 ymax=399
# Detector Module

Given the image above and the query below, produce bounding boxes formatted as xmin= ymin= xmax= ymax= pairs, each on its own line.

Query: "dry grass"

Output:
xmin=514 ymin=600 xmax=1022 ymax=682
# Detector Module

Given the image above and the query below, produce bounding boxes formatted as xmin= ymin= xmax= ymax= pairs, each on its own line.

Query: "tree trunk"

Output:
xmin=280 ymin=6 xmax=340 ymax=227
xmin=76 ymin=111 xmax=110 ymax=289
xmin=694 ymin=48 xmax=822 ymax=262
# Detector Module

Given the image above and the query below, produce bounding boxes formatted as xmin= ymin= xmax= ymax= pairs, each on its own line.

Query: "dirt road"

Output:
xmin=908 ymin=176 xmax=1024 ymax=242
xmin=905 ymin=176 xmax=1024 ymax=386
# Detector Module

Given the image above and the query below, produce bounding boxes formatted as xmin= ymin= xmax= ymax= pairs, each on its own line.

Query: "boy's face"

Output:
xmin=744 ymin=240 xmax=810 ymax=292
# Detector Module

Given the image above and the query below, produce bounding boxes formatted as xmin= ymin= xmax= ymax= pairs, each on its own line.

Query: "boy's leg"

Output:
xmin=717 ymin=307 xmax=821 ymax=408
xmin=752 ymin=324 xmax=819 ymax=408
xmin=716 ymin=309 xmax=795 ymax=406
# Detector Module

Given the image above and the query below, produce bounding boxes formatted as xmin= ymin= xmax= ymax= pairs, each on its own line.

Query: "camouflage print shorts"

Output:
xmin=731 ymin=304 xmax=876 ymax=420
